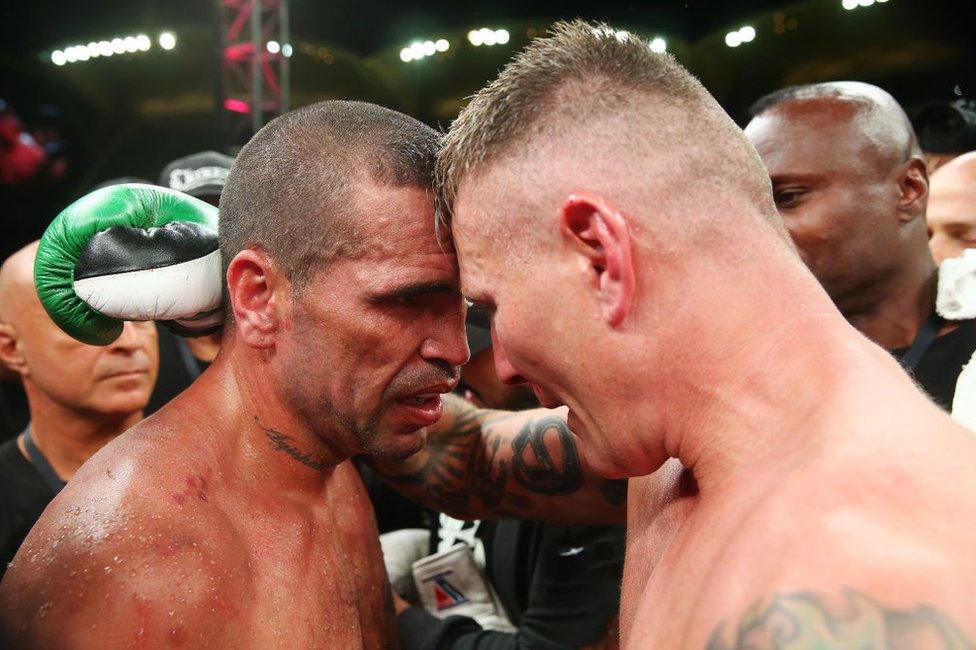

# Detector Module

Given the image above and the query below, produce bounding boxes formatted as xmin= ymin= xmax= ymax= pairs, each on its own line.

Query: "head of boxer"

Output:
xmin=438 ymin=21 xmax=797 ymax=478
xmin=219 ymin=101 xmax=467 ymax=462
xmin=0 ymin=243 xmax=157 ymax=468
xmin=928 ymin=151 xmax=976 ymax=264
xmin=744 ymin=83 xmax=931 ymax=321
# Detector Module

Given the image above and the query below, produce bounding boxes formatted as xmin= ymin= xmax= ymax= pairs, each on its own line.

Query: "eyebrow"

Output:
xmin=768 ymin=173 xmax=823 ymax=185
xmin=372 ymin=281 xmax=459 ymax=302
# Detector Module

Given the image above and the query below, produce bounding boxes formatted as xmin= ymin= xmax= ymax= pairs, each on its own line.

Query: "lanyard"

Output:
xmin=21 ymin=425 xmax=67 ymax=495
xmin=898 ymin=312 xmax=943 ymax=372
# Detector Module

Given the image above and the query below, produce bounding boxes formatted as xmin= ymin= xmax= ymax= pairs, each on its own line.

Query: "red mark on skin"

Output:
xmin=170 ymin=476 xmax=209 ymax=505
xmin=151 ymin=534 xmax=197 ymax=559
xmin=213 ymin=594 xmax=239 ymax=618
xmin=167 ymin=626 xmax=188 ymax=646
xmin=133 ymin=595 xmax=151 ymax=649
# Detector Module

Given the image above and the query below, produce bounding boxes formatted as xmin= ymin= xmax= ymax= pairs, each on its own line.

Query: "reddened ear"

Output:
xmin=558 ymin=192 xmax=636 ymax=327
xmin=0 ymin=323 xmax=27 ymax=377
xmin=225 ymin=249 xmax=285 ymax=349
xmin=898 ymin=157 xmax=929 ymax=224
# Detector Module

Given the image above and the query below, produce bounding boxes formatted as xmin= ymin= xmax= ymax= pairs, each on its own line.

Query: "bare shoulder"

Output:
xmin=0 ymin=420 xmax=249 ymax=647
xmin=702 ymin=588 xmax=974 ymax=649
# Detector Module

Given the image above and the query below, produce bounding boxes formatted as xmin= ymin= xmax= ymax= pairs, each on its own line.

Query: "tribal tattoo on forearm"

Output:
xmin=707 ymin=589 xmax=973 ymax=649
xmin=379 ymin=398 xmax=618 ymax=517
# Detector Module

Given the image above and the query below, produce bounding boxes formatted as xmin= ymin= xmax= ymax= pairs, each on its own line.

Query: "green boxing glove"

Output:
xmin=35 ymin=183 xmax=222 ymax=345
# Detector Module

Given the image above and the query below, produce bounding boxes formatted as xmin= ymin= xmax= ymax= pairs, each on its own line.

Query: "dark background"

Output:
xmin=1 ymin=0 xmax=972 ymax=256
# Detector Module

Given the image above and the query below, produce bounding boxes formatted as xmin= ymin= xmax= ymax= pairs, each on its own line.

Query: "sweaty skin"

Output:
xmin=0 ymin=181 xmax=468 ymax=648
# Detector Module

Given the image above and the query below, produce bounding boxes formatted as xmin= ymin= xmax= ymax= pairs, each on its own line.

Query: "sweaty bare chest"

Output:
xmin=226 ymin=480 xmax=395 ymax=647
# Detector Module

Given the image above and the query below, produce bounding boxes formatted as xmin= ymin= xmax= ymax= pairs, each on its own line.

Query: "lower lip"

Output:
xmin=105 ymin=371 xmax=146 ymax=381
xmin=394 ymin=395 xmax=443 ymax=428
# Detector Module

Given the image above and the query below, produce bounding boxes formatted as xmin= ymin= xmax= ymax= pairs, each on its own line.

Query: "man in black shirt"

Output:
xmin=745 ymin=82 xmax=976 ymax=417
xmin=0 ymin=242 xmax=158 ymax=576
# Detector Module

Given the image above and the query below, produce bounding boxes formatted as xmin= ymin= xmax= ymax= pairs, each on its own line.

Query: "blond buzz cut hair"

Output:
xmin=436 ymin=19 xmax=779 ymax=235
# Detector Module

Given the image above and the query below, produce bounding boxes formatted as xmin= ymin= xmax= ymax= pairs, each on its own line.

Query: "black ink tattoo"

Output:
xmin=707 ymin=589 xmax=973 ymax=649
xmin=511 ymin=416 xmax=584 ymax=495
xmin=256 ymin=417 xmax=327 ymax=472
xmin=600 ymin=479 xmax=628 ymax=506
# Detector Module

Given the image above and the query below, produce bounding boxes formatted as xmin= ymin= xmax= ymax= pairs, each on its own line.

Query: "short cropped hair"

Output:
xmin=436 ymin=20 xmax=772 ymax=229
xmin=219 ymin=100 xmax=440 ymax=290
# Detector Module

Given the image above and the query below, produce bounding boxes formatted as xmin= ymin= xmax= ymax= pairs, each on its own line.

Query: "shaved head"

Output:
xmin=928 ymin=151 xmax=976 ymax=263
xmin=749 ymin=81 xmax=921 ymax=172
xmin=745 ymin=81 xmax=930 ymax=315
xmin=0 ymin=241 xmax=41 ymax=329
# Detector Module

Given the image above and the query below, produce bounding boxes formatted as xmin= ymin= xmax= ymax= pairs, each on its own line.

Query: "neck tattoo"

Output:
xmin=254 ymin=417 xmax=327 ymax=472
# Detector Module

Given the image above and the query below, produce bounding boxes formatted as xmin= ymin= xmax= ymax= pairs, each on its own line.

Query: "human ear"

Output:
xmin=225 ymin=249 xmax=286 ymax=349
xmin=0 ymin=323 xmax=27 ymax=378
xmin=558 ymin=192 xmax=636 ymax=327
xmin=898 ymin=157 xmax=929 ymax=224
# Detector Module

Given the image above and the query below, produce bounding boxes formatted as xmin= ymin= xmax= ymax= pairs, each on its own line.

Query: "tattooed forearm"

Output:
xmin=256 ymin=417 xmax=327 ymax=472
xmin=707 ymin=589 xmax=973 ymax=650
xmin=511 ymin=416 xmax=584 ymax=495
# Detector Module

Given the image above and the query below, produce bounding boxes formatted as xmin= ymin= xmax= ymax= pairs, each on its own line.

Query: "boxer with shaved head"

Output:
xmin=425 ymin=21 xmax=976 ymax=647
xmin=1 ymin=99 xmax=624 ymax=648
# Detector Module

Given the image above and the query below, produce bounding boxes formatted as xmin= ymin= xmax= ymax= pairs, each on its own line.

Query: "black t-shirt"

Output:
xmin=146 ymin=327 xmax=211 ymax=415
xmin=892 ymin=318 xmax=976 ymax=411
xmin=0 ymin=436 xmax=54 ymax=578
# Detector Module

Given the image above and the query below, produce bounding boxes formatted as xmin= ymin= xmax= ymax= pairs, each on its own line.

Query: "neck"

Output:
xmin=841 ymin=253 xmax=938 ymax=350
xmin=24 ymin=391 xmax=141 ymax=481
xmin=195 ymin=342 xmax=350 ymax=495
xmin=625 ymin=250 xmax=929 ymax=496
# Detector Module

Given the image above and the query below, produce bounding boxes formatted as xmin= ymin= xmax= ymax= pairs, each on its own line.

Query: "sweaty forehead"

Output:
xmin=747 ymin=100 xmax=885 ymax=177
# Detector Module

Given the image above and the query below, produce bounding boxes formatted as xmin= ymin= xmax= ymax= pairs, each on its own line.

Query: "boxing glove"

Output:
xmin=34 ymin=183 xmax=222 ymax=345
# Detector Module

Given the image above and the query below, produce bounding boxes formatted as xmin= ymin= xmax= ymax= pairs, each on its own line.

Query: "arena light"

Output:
xmin=649 ymin=36 xmax=666 ymax=53
xmin=282 ymin=43 xmax=293 ymax=58
xmin=158 ymin=31 xmax=176 ymax=50
xmin=49 ymin=31 xmax=157 ymax=66
xmin=266 ymin=40 xmax=281 ymax=54
xmin=468 ymin=27 xmax=510 ymax=47
xmin=725 ymin=31 xmax=742 ymax=47
xmin=738 ymin=26 xmax=756 ymax=43
xmin=400 ymin=36 xmax=450 ymax=62
xmin=858 ymin=0 xmax=875 ymax=5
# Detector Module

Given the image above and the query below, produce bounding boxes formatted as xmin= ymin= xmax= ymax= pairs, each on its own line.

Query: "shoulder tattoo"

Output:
xmin=707 ymin=589 xmax=973 ymax=649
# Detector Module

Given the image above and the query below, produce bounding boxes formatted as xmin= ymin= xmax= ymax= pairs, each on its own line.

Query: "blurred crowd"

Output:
xmin=0 ymin=79 xmax=975 ymax=649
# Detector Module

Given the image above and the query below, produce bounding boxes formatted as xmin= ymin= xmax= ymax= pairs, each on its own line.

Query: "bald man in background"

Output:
xmin=0 ymin=242 xmax=158 ymax=576
xmin=929 ymin=151 xmax=976 ymax=264
xmin=745 ymin=82 xmax=976 ymax=415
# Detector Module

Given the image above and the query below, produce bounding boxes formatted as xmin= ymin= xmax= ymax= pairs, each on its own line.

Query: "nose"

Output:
xmin=108 ymin=320 xmax=152 ymax=353
xmin=419 ymin=300 xmax=470 ymax=369
xmin=491 ymin=326 xmax=526 ymax=386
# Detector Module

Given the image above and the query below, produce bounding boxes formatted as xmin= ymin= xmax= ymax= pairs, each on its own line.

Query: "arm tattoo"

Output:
xmin=707 ymin=589 xmax=973 ymax=649
xmin=380 ymin=398 xmax=587 ymax=515
xmin=511 ymin=416 xmax=584 ymax=495
xmin=600 ymin=479 xmax=628 ymax=506
xmin=255 ymin=417 xmax=327 ymax=472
